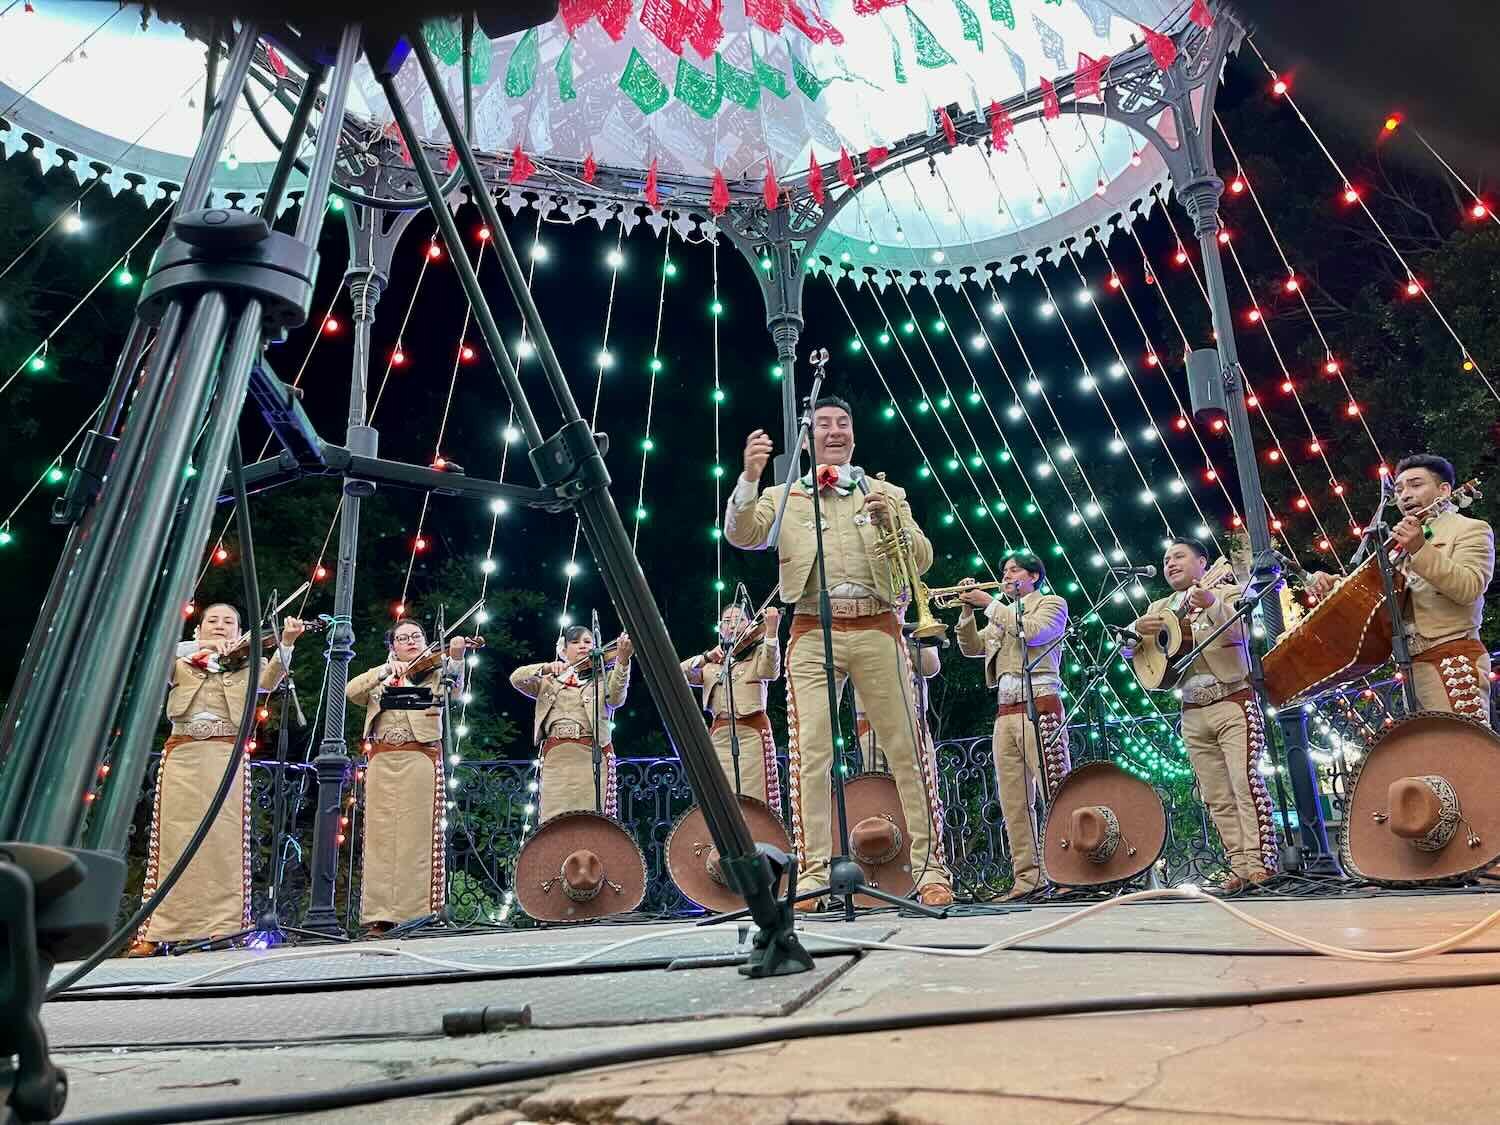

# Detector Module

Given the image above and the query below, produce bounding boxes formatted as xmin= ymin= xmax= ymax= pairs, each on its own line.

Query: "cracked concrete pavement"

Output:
xmin=48 ymin=891 xmax=1500 ymax=1124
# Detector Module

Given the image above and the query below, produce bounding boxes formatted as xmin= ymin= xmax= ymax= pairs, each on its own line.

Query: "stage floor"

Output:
xmin=46 ymin=886 xmax=1500 ymax=1124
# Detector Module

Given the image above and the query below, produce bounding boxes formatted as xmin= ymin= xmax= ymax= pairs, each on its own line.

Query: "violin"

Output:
xmin=711 ymin=587 xmax=782 ymax=663
xmin=218 ymin=616 xmax=329 ymax=670
xmin=556 ymin=636 xmax=627 ymax=678
xmin=397 ymin=635 xmax=485 ymax=682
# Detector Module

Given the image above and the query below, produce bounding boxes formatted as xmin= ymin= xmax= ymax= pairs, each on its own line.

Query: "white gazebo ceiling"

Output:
xmin=1 ymin=1 xmax=1181 ymax=270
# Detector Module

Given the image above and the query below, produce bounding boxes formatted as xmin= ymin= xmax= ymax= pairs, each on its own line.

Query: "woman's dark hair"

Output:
xmin=561 ymin=624 xmax=592 ymax=647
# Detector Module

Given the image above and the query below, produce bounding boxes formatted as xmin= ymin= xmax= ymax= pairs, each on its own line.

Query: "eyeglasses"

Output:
xmin=392 ymin=633 xmax=425 ymax=644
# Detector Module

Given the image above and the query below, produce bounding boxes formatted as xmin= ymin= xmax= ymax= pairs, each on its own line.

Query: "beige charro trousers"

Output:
xmin=139 ymin=738 xmax=250 ymax=942
xmin=709 ymin=712 xmax=781 ymax=810
xmin=360 ymin=744 xmax=444 ymax=926
xmin=538 ymin=739 xmax=619 ymax=821
xmin=1410 ymin=642 xmax=1492 ymax=722
xmin=1182 ymin=697 xmax=1277 ymax=880
xmin=990 ymin=700 xmax=1070 ymax=893
xmin=785 ymin=614 xmax=949 ymax=891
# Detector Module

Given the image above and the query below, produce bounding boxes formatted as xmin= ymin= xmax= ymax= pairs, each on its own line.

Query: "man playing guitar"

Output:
xmin=1308 ymin=455 xmax=1493 ymax=721
xmin=1125 ymin=538 xmax=1277 ymax=893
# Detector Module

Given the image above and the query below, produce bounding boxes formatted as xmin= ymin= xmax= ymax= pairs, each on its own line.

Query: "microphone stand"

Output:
xmin=763 ymin=359 xmax=941 ymax=922
xmin=590 ymin=613 xmax=606 ymax=815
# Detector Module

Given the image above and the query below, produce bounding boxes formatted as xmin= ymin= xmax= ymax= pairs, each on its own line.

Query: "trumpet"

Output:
xmin=926 ymin=580 xmax=1006 ymax=609
xmin=871 ymin=472 xmax=948 ymax=642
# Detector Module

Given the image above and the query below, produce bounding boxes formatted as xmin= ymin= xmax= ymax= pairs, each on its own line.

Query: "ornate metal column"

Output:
xmin=302 ymin=203 xmax=417 ymax=933
xmin=720 ymin=201 xmax=833 ymax=474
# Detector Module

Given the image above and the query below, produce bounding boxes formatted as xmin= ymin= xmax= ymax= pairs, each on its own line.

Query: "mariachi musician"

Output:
xmin=509 ymin=626 xmax=633 ymax=820
xmin=1125 ymin=537 xmax=1277 ymax=893
xmin=129 ymin=604 xmax=305 ymax=955
xmin=725 ymin=397 xmax=952 ymax=909
xmin=954 ymin=552 xmax=1070 ymax=902
xmin=345 ymin=621 xmax=469 ymax=935
xmin=681 ymin=602 xmax=784 ymax=809
xmin=1309 ymin=454 xmax=1494 ymax=720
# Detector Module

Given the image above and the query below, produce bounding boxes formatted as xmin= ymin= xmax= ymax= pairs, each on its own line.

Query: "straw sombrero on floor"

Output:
xmin=666 ymin=795 xmax=790 ymax=913
xmin=513 ymin=810 xmax=647 ymax=922
xmin=1042 ymin=762 xmax=1167 ymax=888
xmin=1341 ymin=712 xmax=1500 ymax=886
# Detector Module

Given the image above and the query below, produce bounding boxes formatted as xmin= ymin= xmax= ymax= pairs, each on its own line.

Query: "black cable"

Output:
xmin=57 ymin=967 xmax=1500 ymax=1125
xmin=46 ymin=436 xmax=264 ymax=998
xmin=50 ymin=947 xmax=860 ymax=1002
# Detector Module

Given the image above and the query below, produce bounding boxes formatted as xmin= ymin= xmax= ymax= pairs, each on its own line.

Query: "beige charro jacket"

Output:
xmin=1135 ymin=584 xmax=1251 ymax=688
xmin=346 ymin=660 xmax=460 ymax=743
xmin=509 ymin=658 xmax=631 ymax=747
xmin=1401 ymin=508 xmax=1494 ymax=649
xmin=681 ymin=635 xmax=781 ymax=718
xmin=165 ymin=649 xmax=287 ymax=725
xmin=956 ymin=591 xmax=1067 ymax=686
xmin=724 ymin=474 xmax=932 ymax=608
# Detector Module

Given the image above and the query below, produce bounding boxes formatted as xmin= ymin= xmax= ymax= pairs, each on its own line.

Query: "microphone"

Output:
xmin=1106 ymin=623 xmax=1142 ymax=644
xmin=590 ymin=609 xmax=605 ymax=668
xmin=1108 ymin=564 xmax=1157 ymax=578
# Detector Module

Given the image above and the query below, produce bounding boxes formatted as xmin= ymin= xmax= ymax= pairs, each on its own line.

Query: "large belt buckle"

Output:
xmin=550 ymin=720 xmax=584 ymax=741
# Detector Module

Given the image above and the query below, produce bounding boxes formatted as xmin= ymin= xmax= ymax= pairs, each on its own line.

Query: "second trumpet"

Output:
xmin=926 ymin=580 xmax=1006 ymax=609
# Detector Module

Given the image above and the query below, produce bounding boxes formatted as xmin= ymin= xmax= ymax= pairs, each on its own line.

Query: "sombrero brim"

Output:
xmin=1342 ymin=711 xmax=1500 ymax=885
xmin=666 ymin=795 xmax=790 ymax=913
xmin=1042 ymin=761 xmax=1167 ymax=888
xmin=514 ymin=810 xmax=647 ymax=923
xmin=842 ymin=772 xmax=919 ymax=904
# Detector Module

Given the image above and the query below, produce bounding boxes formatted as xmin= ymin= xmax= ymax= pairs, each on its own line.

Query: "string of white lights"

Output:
xmin=827 ymin=275 xmax=1190 ymax=769
xmin=1116 ymin=214 xmax=1305 ymax=562
xmin=710 ymin=234 xmax=725 ymax=617
xmin=628 ymin=222 xmax=675 ymax=551
xmin=845 ymin=167 xmax=1201 ymax=749
xmin=557 ymin=217 xmax=629 ymax=629
xmin=1087 ymin=232 xmax=1252 ymax=530
xmin=975 ymin=132 xmax=1233 ymax=552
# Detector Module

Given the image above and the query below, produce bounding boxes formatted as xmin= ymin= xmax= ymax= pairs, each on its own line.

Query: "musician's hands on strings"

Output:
xmin=281 ymin=616 xmax=306 ymax=646
xmin=1185 ymin=587 xmax=1217 ymax=610
xmin=447 ymin=635 xmax=468 ymax=661
xmin=956 ymin=576 xmax=993 ymax=610
xmin=615 ymin=633 xmax=633 ymax=662
xmin=1307 ymin=571 xmax=1337 ymax=600
xmin=195 ymin=638 xmax=234 ymax=656
xmin=742 ymin=429 xmax=774 ymax=481
xmin=1392 ymin=515 xmax=1426 ymax=554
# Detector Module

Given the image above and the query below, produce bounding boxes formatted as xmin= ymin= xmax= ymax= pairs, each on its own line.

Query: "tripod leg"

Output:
xmin=386 ymin=49 xmax=798 ymax=971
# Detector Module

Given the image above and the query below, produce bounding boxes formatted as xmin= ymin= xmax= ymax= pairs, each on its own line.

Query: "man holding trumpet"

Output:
xmin=725 ymin=398 xmax=952 ymax=909
xmin=953 ymin=553 xmax=1070 ymax=901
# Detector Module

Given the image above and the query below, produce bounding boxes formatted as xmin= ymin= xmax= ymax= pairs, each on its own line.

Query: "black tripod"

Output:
xmin=0 ymin=18 xmax=808 ymax=1121
xmin=761 ymin=354 xmax=942 ymax=923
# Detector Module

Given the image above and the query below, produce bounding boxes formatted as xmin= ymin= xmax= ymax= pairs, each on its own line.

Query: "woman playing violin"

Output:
xmin=345 ymin=621 xmax=468 ymax=935
xmin=128 ymin=604 xmax=307 ymax=956
xmin=510 ymin=624 xmax=633 ymax=821
xmin=681 ymin=603 xmax=784 ymax=811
